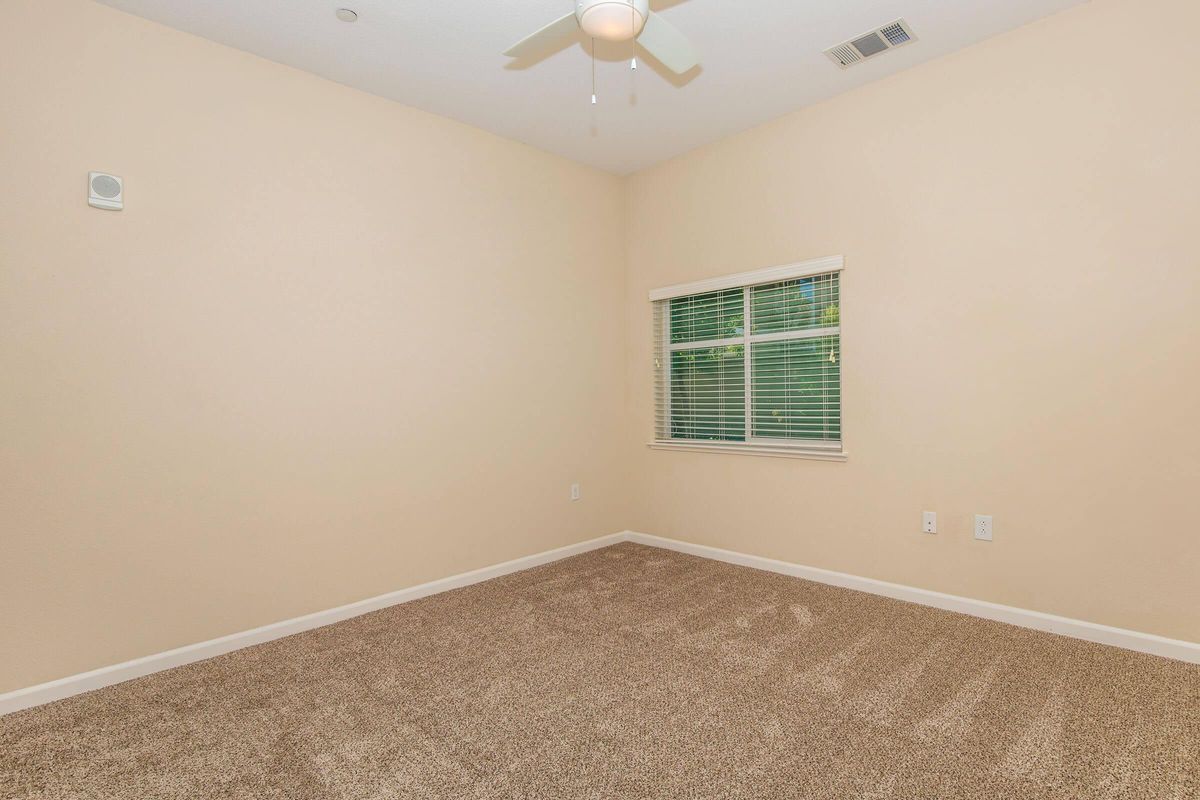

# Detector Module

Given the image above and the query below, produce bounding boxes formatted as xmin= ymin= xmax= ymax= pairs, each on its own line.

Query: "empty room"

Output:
xmin=1 ymin=0 xmax=1197 ymax=797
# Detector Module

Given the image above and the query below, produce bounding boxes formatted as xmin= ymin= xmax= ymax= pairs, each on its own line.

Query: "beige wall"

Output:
xmin=0 ymin=0 xmax=627 ymax=693
xmin=624 ymin=0 xmax=1200 ymax=643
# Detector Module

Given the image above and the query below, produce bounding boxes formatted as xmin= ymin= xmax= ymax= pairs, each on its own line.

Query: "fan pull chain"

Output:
xmin=591 ymin=37 xmax=597 ymax=104
xmin=630 ymin=0 xmax=638 ymax=69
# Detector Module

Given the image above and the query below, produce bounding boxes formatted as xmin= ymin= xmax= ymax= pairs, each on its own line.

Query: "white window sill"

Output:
xmin=646 ymin=441 xmax=848 ymax=461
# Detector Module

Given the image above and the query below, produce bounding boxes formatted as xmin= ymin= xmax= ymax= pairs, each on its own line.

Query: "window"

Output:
xmin=650 ymin=256 xmax=844 ymax=459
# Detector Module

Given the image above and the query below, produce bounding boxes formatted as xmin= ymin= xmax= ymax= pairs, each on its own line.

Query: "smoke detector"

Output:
xmin=824 ymin=19 xmax=916 ymax=69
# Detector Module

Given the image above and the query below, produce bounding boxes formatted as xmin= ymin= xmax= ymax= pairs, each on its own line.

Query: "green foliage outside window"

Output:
xmin=666 ymin=273 xmax=840 ymax=444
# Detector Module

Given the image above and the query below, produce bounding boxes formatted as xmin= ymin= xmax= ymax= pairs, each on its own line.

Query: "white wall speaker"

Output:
xmin=88 ymin=172 xmax=123 ymax=210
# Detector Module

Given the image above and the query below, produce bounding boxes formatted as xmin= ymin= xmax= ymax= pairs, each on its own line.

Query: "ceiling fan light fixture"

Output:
xmin=503 ymin=0 xmax=696 ymax=76
xmin=578 ymin=0 xmax=646 ymax=42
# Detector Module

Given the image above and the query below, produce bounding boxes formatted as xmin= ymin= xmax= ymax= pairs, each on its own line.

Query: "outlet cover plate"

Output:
xmin=974 ymin=514 xmax=993 ymax=541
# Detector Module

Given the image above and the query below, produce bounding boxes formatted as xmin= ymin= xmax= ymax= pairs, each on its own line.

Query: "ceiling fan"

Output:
xmin=503 ymin=0 xmax=699 ymax=75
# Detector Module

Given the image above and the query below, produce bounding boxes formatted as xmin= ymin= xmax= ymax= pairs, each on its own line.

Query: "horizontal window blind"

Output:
xmin=653 ymin=268 xmax=842 ymax=454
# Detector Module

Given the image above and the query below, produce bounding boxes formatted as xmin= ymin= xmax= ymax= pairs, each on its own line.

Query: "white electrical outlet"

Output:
xmin=570 ymin=483 xmax=581 ymax=501
xmin=974 ymin=514 xmax=993 ymax=541
xmin=922 ymin=511 xmax=937 ymax=534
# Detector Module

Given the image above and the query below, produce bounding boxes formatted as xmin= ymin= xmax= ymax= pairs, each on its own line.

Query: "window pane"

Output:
xmin=751 ymin=336 xmax=840 ymax=440
xmin=751 ymin=274 xmax=839 ymax=335
xmin=670 ymin=288 xmax=744 ymax=344
xmin=670 ymin=345 xmax=745 ymax=441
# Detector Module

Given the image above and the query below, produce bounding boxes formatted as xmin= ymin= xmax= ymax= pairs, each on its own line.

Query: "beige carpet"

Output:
xmin=2 ymin=542 xmax=1197 ymax=799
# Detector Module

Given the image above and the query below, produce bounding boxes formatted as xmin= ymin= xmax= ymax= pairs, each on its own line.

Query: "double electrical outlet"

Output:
xmin=922 ymin=511 xmax=993 ymax=541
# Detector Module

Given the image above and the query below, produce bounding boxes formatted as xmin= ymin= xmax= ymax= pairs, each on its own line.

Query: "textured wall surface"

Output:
xmin=624 ymin=0 xmax=1200 ymax=642
xmin=0 ymin=0 xmax=628 ymax=692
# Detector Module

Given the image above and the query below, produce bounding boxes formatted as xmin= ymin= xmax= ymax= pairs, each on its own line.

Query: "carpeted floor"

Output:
xmin=1 ymin=542 xmax=1197 ymax=799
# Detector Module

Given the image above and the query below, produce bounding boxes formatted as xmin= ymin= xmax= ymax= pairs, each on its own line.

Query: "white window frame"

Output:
xmin=648 ymin=255 xmax=847 ymax=461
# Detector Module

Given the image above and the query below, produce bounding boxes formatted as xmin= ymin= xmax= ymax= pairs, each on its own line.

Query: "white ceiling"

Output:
xmin=95 ymin=0 xmax=1086 ymax=174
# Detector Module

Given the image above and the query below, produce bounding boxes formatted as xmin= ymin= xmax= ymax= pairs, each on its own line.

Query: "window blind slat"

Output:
xmin=654 ymin=269 xmax=842 ymax=453
xmin=750 ymin=336 xmax=840 ymax=441
xmin=669 ymin=288 xmax=745 ymax=345
xmin=750 ymin=274 xmax=840 ymax=336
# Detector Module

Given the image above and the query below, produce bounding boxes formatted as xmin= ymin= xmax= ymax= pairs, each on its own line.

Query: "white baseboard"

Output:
xmin=0 ymin=532 xmax=627 ymax=717
xmin=626 ymin=531 xmax=1200 ymax=665
xmin=6 ymin=529 xmax=1195 ymax=717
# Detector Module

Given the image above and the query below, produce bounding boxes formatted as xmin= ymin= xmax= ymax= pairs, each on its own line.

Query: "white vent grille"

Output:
xmin=826 ymin=43 xmax=862 ymax=68
xmin=879 ymin=21 xmax=912 ymax=47
xmin=824 ymin=19 xmax=917 ymax=69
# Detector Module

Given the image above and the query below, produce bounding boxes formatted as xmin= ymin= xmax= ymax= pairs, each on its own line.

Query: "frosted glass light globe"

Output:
xmin=578 ymin=0 xmax=647 ymax=42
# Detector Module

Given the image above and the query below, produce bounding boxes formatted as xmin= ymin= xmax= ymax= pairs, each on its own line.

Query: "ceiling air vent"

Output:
xmin=824 ymin=19 xmax=917 ymax=69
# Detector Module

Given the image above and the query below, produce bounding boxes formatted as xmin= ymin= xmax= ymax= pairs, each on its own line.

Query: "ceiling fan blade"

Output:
xmin=637 ymin=11 xmax=699 ymax=73
xmin=503 ymin=13 xmax=579 ymax=59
